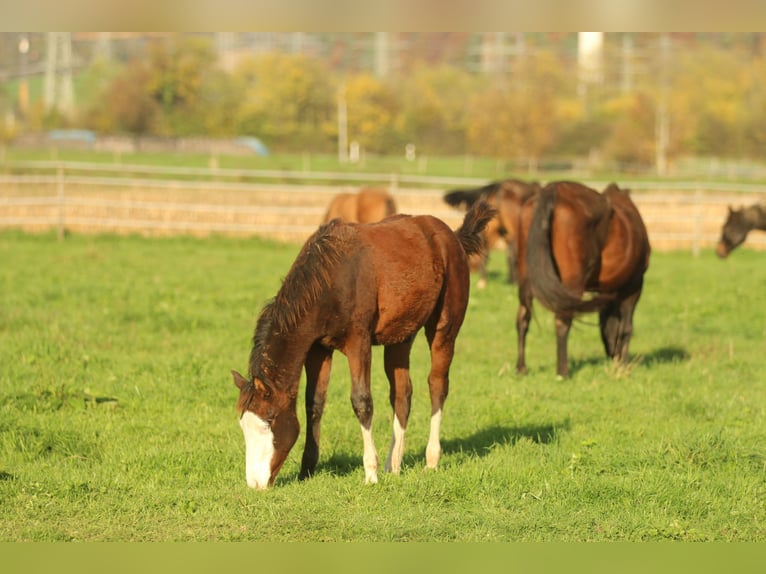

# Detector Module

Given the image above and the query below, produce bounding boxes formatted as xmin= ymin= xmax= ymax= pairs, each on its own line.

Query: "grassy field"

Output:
xmin=0 ymin=229 xmax=765 ymax=541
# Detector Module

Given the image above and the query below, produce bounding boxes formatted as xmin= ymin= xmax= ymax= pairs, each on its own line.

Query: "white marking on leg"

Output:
xmin=385 ymin=415 xmax=406 ymax=474
xmin=239 ymin=411 xmax=274 ymax=490
xmin=360 ymin=424 xmax=378 ymax=484
xmin=425 ymin=409 xmax=442 ymax=469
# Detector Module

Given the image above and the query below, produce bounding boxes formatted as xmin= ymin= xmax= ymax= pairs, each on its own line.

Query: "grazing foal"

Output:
xmin=233 ymin=201 xmax=495 ymax=489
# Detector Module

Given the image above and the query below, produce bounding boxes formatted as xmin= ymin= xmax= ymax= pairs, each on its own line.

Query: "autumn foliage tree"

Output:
xmin=233 ymin=53 xmax=335 ymax=151
xmin=71 ymin=33 xmax=766 ymax=169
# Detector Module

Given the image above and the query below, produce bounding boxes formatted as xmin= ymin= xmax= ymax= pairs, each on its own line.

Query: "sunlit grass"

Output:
xmin=0 ymin=230 xmax=765 ymax=540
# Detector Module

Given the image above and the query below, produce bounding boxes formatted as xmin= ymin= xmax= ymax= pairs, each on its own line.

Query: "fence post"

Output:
xmin=57 ymin=163 xmax=65 ymax=241
xmin=389 ymin=172 xmax=399 ymax=195
xmin=692 ymin=185 xmax=701 ymax=257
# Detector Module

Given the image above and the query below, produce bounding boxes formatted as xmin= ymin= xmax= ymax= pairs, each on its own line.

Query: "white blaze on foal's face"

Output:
xmin=239 ymin=410 xmax=275 ymax=490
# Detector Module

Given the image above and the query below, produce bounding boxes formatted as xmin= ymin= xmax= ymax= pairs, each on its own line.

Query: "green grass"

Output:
xmin=6 ymin=146 xmax=763 ymax=186
xmin=0 ymin=230 xmax=765 ymax=541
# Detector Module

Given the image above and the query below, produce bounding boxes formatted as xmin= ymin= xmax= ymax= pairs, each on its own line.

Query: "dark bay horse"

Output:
xmin=444 ymin=179 xmax=540 ymax=287
xmin=322 ymin=187 xmax=397 ymax=224
xmin=233 ymin=201 xmax=495 ymax=489
xmin=716 ymin=203 xmax=766 ymax=258
xmin=516 ymin=181 xmax=650 ymax=378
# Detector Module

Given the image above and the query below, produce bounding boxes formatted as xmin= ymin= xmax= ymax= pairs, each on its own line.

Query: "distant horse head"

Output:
xmin=716 ymin=204 xmax=766 ymax=258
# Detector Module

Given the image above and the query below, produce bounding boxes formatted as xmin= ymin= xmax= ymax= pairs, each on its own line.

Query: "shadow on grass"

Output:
xmin=298 ymin=420 xmax=569 ymax=481
xmin=568 ymin=345 xmax=690 ymax=376
xmin=440 ymin=421 xmax=568 ymax=457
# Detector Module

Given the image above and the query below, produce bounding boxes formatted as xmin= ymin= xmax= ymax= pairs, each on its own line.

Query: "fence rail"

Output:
xmin=1 ymin=161 xmax=766 ymax=251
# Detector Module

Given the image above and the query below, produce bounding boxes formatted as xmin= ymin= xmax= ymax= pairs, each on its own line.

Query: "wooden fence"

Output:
xmin=1 ymin=161 xmax=766 ymax=253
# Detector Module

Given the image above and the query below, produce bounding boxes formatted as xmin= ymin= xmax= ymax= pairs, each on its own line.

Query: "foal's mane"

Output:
xmin=248 ymin=221 xmax=351 ymax=380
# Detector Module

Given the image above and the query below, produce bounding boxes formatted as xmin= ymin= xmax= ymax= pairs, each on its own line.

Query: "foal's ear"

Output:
xmin=232 ymin=370 xmax=249 ymax=390
xmin=252 ymin=377 xmax=273 ymax=399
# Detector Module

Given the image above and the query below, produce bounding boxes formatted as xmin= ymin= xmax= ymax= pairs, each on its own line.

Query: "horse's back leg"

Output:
xmin=506 ymin=241 xmax=518 ymax=284
xmin=555 ymin=313 xmax=574 ymax=378
xmin=346 ymin=334 xmax=378 ymax=484
xmin=299 ymin=343 xmax=333 ymax=480
xmin=383 ymin=338 xmax=415 ymax=474
xmin=423 ymin=312 xmax=462 ymax=470
xmin=516 ymin=278 xmax=533 ymax=374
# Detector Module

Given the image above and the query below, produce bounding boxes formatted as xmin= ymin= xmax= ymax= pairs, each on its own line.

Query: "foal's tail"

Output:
xmin=456 ymin=200 xmax=496 ymax=257
xmin=526 ymin=185 xmax=610 ymax=314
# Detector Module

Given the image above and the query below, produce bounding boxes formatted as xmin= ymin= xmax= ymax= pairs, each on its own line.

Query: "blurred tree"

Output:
xmin=742 ymin=57 xmax=766 ymax=156
xmin=600 ymin=92 xmax=656 ymax=168
xmin=235 ymin=53 xmax=335 ymax=151
xmin=342 ymin=73 xmax=401 ymax=154
xmin=144 ymin=35 xmax=219 ymax=136
xmin=394 ymin=63 xmax=478 ymax=155
xmin=466 ymin=49 xmax=567 ymax=172
xmin=672 ymin=46 xmax=749 ymax=157
xmin=84 ymin=60 xmax=159 ymax=135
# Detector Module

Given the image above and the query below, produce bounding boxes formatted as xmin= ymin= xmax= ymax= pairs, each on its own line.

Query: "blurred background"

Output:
xmin=2 ymin=32 xmax=766 ymax=176
xmin=1 ymin=32 xmax=765 ymax=250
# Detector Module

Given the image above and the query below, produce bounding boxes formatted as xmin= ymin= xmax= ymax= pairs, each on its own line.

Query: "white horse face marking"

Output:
xmin=239 ymin=411 xmax=275 ymax=490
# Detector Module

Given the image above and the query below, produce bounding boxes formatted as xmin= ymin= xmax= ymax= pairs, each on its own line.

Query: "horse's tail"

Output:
xmin=444 ymin=188 xmax=483 ymax=210
xmin=456 ymin=200 xmax=496 ymax=257
xmin=526 ymin=186 xmax=610 ymax=314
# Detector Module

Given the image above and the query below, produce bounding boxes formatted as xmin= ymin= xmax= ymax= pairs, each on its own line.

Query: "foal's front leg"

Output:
xmin=347 ymin=337 xmax=378 ymax=484
xmin=299 ymin=343 xmax=333 ymax=480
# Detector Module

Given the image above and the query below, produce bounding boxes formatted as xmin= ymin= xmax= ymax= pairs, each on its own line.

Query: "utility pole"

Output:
xmin=578 ymin=32 xmax=604 ymax=102
xmin=337 ymin=82 xmax=348 ymax=164
xmin=44 ymin=32 xmax=74 ymax=116
xmin=620 ymin=33 xmax=634 ymax=93
xmin=374 ymin=32 xmax=389 ymax=78
xmin=18 ymin=33 xmax=30 ymax=115
xmin=655 ymin=34 xmax=671 ymax=177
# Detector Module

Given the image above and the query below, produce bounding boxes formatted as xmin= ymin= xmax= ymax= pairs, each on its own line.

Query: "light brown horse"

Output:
xmin=516 ymin=181 xmax=650 ymax=378
xmin=233 ymin=201 xmax=495 ymax=489
xmin=322 ymin=188 xmax=397 ymax=224
xmin=444 ymin=179 xmax=540 ymax=287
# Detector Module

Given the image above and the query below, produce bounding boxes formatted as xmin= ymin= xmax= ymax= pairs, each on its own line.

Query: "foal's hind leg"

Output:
xmin=299 ymin=343 xmax=333 ymax=480
xmin=383 ymin=338 xmax=414 ymax=474
xmin=423 ymin=322 xmax=459 ymax=470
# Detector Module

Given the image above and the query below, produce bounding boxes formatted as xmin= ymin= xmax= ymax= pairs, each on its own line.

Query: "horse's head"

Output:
xmin=232 ymin=370 xmax=300 ymax=489
xmin=717 ymin=206 xmax=748 ymax=258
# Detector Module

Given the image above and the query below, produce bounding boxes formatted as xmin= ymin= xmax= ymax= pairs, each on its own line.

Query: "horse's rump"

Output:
xmin=323 ymin=188 xmax=397 ymax=224
xmin=599 ymin=184 xmax=650 ymax=290
xmin=524 ymin=182 xmax=614 ymax=314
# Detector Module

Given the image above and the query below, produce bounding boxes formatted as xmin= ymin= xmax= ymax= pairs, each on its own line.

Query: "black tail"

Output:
xmin=526 ymin=186 xmax=609 ymax=314
xmin=443 ymin=181 xmax=502 ymax=210
xmin=456 ymin=201 xmax=496 ymax=257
